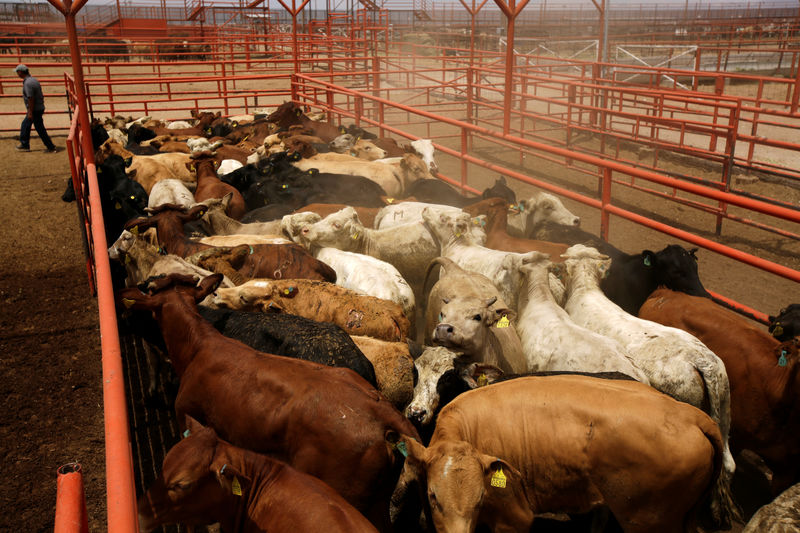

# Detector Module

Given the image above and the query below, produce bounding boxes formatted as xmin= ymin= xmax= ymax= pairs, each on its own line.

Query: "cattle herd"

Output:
xmin=71 ymin=101 xmax=800 ymax=532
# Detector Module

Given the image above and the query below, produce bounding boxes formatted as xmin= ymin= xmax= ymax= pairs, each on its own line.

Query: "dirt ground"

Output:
xmin=0 ymin=82 xmax=797 ymax=532
xmin=0 ymin=135 xmax=106 ymax=532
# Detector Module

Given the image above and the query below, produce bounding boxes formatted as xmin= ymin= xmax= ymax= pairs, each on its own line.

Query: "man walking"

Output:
xmin=15 ymin=64 xmax=57 ymax=153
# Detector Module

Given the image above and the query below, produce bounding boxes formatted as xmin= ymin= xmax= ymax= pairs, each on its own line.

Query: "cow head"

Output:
xmin=480 ymin=176 xmax=517 ymax=205
xmin=329 ymin=133 xmax=356 ymax=153
xmin=651 ymin=245 xmax=711 ymax=298
xmin=421 ymin=208 xmax=474 ymax=249
xmin=768 ymin=304 xmax=800 ymax=342
xmin=433 ymin=296 xmax=515 ymax=355
xmin=351 ymin=139 xmax=387 ymax=161
xmin=389 ymin=434 xmax=533 ymax=533
xmin=409 ymin=138 xmax=438 ymax=173
xmin=401 ymin=153 xmax=436 ymax=181
xmin=522 ymin=192 xmax=580 ymax=230
xmin=280 ymin=211 xmax=322 ymax=246
xmin=304 ymin=207 xmax=365 ymax=251
xmin=209 ymin=280 xmax=298 ymax=312
xmin=138 ymin=417 xmax=252 ymax=532
xmin=562 ymin=244 xmax=612 ymax=287
xmin=405 ymin=347 xmax=504 ymax=428
xmin=117 ymin=273 xmax=223 ymax=314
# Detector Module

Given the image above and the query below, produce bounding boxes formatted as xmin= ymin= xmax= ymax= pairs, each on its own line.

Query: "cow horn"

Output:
xmin=485 ymin=296 xmax=497 ymax=307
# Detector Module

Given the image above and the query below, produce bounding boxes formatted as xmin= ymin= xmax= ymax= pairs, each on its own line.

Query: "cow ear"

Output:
xmin=458 ymin=362 xmax=504 ymax=388
xmin=222 ymin=192 xmax=233 ymax=207
xmin=642 ymin=250 xmax=656 ymax=267
xmin=480 ymin=456 xmax=533 ymax=529
xmin=127 ymin=168 xmax=137 ymax=179
xmin=498 ymin=175 xmax=507 ymax=185
xmin=116 ymin=287 xmax=153 ymax=311
xmin=124 ymin=156 xmax=133 ymax=167
xmin=386 ymin=432 xmax=428 ymax=469
xmin=214 ymin=463 xmax=252 ymax=498
xmin=490 ymin=308 xmax=515 ymax=327
xmin=196 ymin=274 xmax=225 ymax=302
xmin=262 ymin=301 xmax=284 ymax=313
xmin=182 ymin=414 xmax=206 ymax=437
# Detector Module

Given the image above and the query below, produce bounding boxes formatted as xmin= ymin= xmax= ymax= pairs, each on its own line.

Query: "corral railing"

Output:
xmin=291 ymin=71 xmax=800 ymax=322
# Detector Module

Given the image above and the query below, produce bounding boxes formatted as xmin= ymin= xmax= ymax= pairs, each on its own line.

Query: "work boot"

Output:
xmin=15 ymin=144 xmax=30 ymax=152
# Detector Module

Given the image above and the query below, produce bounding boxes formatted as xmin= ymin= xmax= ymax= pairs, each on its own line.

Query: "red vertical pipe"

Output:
xmin=502 ymin=1 xmax=516 ymax=135
xmin=54 ymin=463 xmax=89 ymax=533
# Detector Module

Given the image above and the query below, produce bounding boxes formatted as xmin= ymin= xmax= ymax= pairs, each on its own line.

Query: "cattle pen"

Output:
xmin=1 ymin=0 xmax=799 ymax=532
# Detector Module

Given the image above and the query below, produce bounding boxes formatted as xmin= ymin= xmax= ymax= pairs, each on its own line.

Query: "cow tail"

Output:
xmin=423 ymin=257 xmax=454 ymax=298
xmin=694 ymin=358 xmax=742 ymax=529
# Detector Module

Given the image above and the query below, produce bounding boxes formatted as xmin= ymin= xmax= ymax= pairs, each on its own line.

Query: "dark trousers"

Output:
xmin=19 ymin=109 xmax=54 ymax=149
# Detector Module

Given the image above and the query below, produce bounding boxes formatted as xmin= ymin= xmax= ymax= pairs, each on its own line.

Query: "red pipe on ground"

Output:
xmin=54 ymin=463 xmax=89 ymax=533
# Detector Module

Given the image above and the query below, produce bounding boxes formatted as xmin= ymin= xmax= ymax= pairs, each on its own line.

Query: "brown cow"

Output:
xmin=208 ymin=278 xmax=410 ymax=341
xmin=639 ymin=288 xmax=800 ymax=494
xmin=119 ymin=274 xmax=420 ymax=530
xmin=463 ymin=197 xmax=570 ymax=257
xmin=267 ymin=101 xmax=344 ymax=143
xmin=189 ymin=152 xmax=246 ymax=220
xmin=392 ymin=374 xmax=725 ymax=533
xmin=125 ymin=204 xmax=336 ymax=283
xmin=139 ymin=419 xmax=378 ymax=533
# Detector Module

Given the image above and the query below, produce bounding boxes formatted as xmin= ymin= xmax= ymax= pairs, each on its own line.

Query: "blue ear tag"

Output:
xmin=183 ymin=429 xmax=191 ymax=438
xmin=778 ymin=350 xmax=788 ymax=367
xmin=395 ymin=441 xmax=408 ymax=457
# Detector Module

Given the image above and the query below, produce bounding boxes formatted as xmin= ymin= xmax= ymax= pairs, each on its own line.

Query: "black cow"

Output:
xmin=97 ymin=154 xmax=149 ymax=246
xmin=601 ymin=245 xmax=711 ymax=315
xmin=126 ymin=123 xmax=157 ymax=145
xmin=480 ymin=176 xmax=518 ymax=206
xmin=196 ymin=306 xmax=377 ymax=387
xmin=769 ymin=304 xmax=800 ymax=341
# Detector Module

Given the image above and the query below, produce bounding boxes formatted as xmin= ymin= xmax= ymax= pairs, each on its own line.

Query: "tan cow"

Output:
xmin=208 ymin=278 xmax=410 ymax=342
xmin=393 ymin=374 xmax=726 ymax=533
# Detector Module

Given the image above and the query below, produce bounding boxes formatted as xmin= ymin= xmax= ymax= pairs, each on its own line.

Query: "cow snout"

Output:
xmin=405 ymin=405 xmax=428 ymax=424
xmin=434 ymin=323 xmax=454 ymax=342
xmin=301 ymin=227 xmax=310 ymax=235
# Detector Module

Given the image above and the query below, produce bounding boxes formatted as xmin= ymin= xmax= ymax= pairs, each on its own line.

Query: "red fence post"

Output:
xmin=54 ymin=463 xmax=89 ymax=533
xmin=600 ymin=166 xmax=612 ymax=242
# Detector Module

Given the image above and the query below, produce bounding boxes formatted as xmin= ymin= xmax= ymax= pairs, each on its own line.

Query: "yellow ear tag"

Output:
xmin=496 ymin=316 xmax=510 ymax=328
xmin=352 ymin=233 xmax=359 ymax=240
xmin=124 ymin=254 xmax=131 ymax=265
xmin=387 ymin=198 xmax=394 ymax=204
xmin=130 ymin=226 xmax=139 ymax=236
xmin=115 ymin=202 xmax=122 ymax=210
xmin=122 ymin=298 xmax=135 ymax=308
xmin=490 ymin=467 xmax=507 ymax=488
xmin=477 ymin=373 xmax=488 ymax=387
xmin=455 ymin=232 xmax=462 ymax=238
xmin=231 ymin=476 xmax=242 ymax=496
xmin=772 ymin=325 xmax=784 ymax=337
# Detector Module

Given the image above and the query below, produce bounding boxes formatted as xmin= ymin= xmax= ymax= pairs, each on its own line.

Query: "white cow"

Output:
xmin=148 ymin=179 xmax=195 ymax=210
xmin=300 ymin=207 xmax=438 ymax=295
xmin=507 ymin=191 xmax=581 ymax=237
xmin=561 ymin=244 xmax=736 ymax=525
xmin=374 ymin=201 xmax=487 ymax=244
xmin=314 ymin=247 xmax=416 ymax=322
xmin=421 ymin=208 xmax=564 ymax=310
xmin=516 ymin=254 xmax=649 ymax=382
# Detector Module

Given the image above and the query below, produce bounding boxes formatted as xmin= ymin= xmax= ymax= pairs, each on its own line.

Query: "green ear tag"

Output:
xmin=779 ymin=350 xmax=788 ymax=367
xmin=182 ymin=429 xmax=191 ymax=438
xmin=496 ymin=316 xmax=510 ymax=328
xmin=643 ymin=256 xmax=652 ymax=267
xmin=772 ymin=325 xmax=784 ymax=337
xmin=231 ymin=476 xmax=242 ymax=496
xmin=490 ymin=468 xmax=507 ymax=488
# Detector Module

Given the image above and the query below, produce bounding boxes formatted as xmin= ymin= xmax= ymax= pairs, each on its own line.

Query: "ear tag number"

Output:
xmin=779 ymin=350 xmax=788 ymax=367
xmin=231 ymin=477 xmax=242 ymax=496
xmin=496 ymin=316 xmax=510 ymax=328
xmin=491 ymin=468 xmax=507 ymax=488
